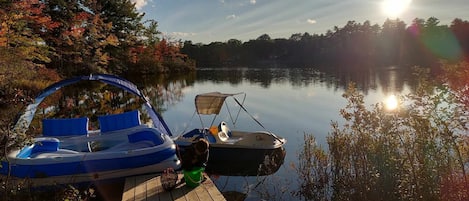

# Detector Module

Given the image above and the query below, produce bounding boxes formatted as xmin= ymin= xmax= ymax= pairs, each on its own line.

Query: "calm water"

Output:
xmin=146 ymin=67 xmax=413 ymax=200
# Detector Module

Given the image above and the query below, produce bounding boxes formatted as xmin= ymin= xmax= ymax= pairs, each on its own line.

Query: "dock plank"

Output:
xmin=122 ymin=173 xmax=226 ymax=201
xmin=146 ymin=176 xmax=160 ymax=200
xmin=203 ymin=177 xmax=226 ymax=201
xmin=122 ymin=176 xmax=136 ymax=201
xmin=194 ymin=183 xmax=211 ymax=200
xmin=134 ymin=175 xmax=149 ymax=201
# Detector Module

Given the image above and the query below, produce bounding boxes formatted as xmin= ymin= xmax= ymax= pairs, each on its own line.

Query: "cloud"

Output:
xmin=169 ymin=32 xmax=197 ymax=37
xmin=250 ymin=0 xmax=256 ymax=4
xmin=306 ymin=18 xmax=317 ymax=24
xmin=131 ymin=0 xmax=148 ymax=10
xmin=226 ymin=14 xmax=237 ymax=20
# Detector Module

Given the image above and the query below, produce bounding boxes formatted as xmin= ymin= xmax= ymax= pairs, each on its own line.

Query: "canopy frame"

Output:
xmin=12 ymin=74 xmax=173 ymax=137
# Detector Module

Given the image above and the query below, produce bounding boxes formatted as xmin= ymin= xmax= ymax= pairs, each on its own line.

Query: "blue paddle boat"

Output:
xmin=0 ymin=74 xmax=180 ymax=186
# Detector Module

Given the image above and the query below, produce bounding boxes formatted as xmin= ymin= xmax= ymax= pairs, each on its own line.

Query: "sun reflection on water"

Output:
xmin=384 ymin=94 xmax=399 ymax=111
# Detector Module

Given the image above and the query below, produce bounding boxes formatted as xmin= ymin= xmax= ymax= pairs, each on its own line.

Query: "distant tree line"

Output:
xmin=181 ymin=17 xmax=469 ymax=71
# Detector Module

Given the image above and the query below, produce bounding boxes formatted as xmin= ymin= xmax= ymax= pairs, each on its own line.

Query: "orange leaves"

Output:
xmin=130 ymin=39 xmax=182 ymax=64
xmin=0 ymin=21 xmax=6 ymax=47
xmin=15 ymin=0 xmax=60 ymax=30
xmin=0 ymin=0 xmax=56 ymax=63
xmin=155 ymin=39 xmax=183 ymax=61
xmin=69 ymin=27 xmax=85 ymax=38
xmin=106 ymin=35 xmax=119 ymax=46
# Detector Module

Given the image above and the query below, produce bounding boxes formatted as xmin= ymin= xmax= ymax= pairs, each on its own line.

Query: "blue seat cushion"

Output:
xmin=128 ymin=130 xmax=164 ymax=146
xmin=98 ymin=110 xmax=141 ymax=132
xmin=42 ymin=117 xmax=88 ymax=136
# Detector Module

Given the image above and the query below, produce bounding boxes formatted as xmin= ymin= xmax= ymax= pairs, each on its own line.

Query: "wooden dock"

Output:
xmin=122 ymin=173 xmax=226 ymax=201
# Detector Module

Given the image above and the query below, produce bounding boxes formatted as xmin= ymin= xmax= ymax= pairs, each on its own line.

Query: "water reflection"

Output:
xmin=192 ymin=67 xmax=412 ymax=95
xmin=384 ymin=94 xmax=399 ymax=111
xmin=127 ymin=73 xmax=196 ymax=114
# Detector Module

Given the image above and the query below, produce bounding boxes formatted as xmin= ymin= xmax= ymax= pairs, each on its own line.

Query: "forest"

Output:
xmin=2 ymin=0 xmax=469 ymax=101
xmin=182 ymin=17 xmax=469 ymax=72
xmin=0 ymin=0 xmax=195 ymax=102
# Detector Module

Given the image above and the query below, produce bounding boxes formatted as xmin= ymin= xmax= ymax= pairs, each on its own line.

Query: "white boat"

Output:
xmin=174 ymin=92 xmax=286 ymax=174
xmin=0 ymin=74 xmax=180 ymax=186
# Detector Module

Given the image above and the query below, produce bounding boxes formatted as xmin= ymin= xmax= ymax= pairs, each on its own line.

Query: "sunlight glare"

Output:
xmin=384 ymin=95 xmax=399 ymax=111
xmin=381 ymin=0 xmax=412 ymax=18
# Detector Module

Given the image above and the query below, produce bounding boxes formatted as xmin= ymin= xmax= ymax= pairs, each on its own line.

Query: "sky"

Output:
xmin=131 ymin=0 xmax=469 ymax=44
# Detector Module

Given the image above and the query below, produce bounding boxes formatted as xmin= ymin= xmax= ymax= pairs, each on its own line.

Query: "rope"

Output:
xmin=232 ymin=97 xmax=284 ymax=143
xmin=233 ymin=97 xmax=266 ymax=130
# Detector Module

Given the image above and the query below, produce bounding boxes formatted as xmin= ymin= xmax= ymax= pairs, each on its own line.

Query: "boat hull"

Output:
xmin=175 ymin=128 xmax=286 ymax=150
xmin=205 ymin=146 xmax=285 ymax=176
xmin=176 ymin=128 xmax=286 ymax=176
xmin=0 ymin=127 xmax=180 ymax=186
xmin=0 ymin=155 xmax=180 ymax=187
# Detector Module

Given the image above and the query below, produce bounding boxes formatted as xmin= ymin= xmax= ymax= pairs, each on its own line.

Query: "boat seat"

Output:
xmin=103 ymin=141 xmax=156 ymax=152
xmin=211 ymin=121 xmax=232 ymax=142
xmin=206 ymin=133 xmax=217 ymax=143
xmin=128 ymin=129 xmax=165 ymax=146
xmin=16 ymin=137 xmax=63 ymax=159
xmin=218 ymin=121 xmax=232 ymax=137
xmin=42 ymin=117 xmax=88 ymax=137
xmin=31 ymin=149 xmax=80 ymax=159
xmin=98 ymin=110 xmax=141 ymax=133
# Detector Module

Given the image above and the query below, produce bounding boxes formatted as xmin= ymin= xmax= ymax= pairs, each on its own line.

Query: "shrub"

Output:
xmin=296 ymin=65 xmax=469 ymax=201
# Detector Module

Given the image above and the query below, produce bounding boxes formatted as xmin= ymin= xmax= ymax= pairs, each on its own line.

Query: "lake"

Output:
xmin=2 ymin=66 xmax=413 ymax=200
xmin=147 ymin=67 xmax=413 ymax=200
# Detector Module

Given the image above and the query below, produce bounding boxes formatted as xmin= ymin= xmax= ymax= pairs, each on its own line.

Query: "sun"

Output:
xmin=381 ymin=0 xmax=412 ymax=18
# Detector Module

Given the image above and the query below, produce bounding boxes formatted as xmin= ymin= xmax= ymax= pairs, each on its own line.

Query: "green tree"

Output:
xmin=378 ymin=18 xmax=407 ymax=65
xmin=142 ymin=20 xmax=161 ymax=46
xmin=37 ymin=0 xmax=144 ymax=75
xmin=99 ymin=0 xmax=145 ymax=73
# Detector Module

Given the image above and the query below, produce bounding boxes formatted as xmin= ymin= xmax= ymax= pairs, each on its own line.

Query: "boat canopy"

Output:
xmin=13 ymin=74 xmax=173 ymax=136
xmin=195 ymin=92 xmax=243 ymax=115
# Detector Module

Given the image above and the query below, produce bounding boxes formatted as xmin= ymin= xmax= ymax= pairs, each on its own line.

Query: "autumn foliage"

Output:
xmin=0 ymin=0 xmax=195 ymax=107
xmin=130 ymin=39 xmax=195 ymax=74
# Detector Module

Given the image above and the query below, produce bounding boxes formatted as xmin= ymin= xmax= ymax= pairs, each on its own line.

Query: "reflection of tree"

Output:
xmin=245 ymin=69 xmax=273 ymax=88
xmin=195 ymin=68 xmax=414 ymax=95
xmin=195 ymin=69 xmax=243 ymax=84
xmin=22 ymin=73 xmax=194 ymax=135
xmin=31 ymin=82 xmax=145 ymax=134
xmin=130 ymin=73 xmax=195 ymax=114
